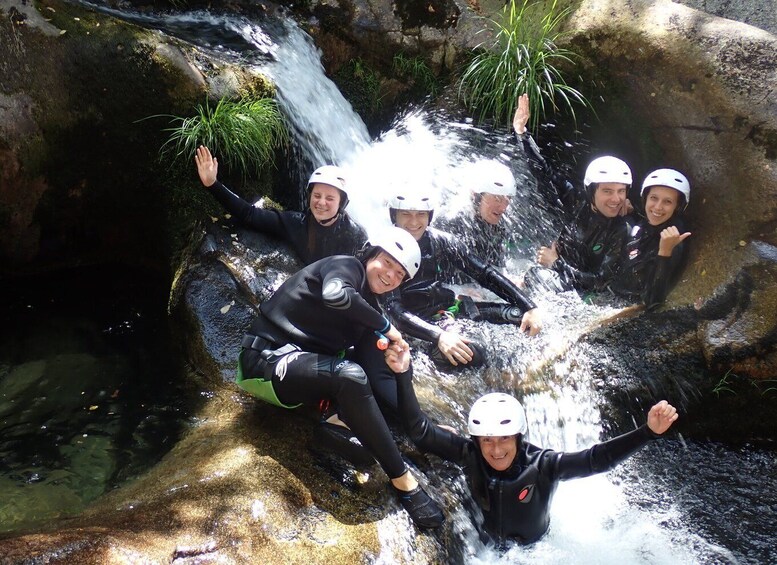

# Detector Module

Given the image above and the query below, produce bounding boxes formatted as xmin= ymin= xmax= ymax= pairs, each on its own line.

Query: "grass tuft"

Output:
xmin=457 ymin=0 xmax=590 ymax=132
xmin=154 ymin=96 xmax=288 ymax=179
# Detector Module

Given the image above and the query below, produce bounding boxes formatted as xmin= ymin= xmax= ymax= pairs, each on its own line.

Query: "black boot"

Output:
xmin=474 ymin=304 xmax=523 ymax=324
xmin=429 ymin=340 xmax=487 ymax=368
xmin=392 ymin=484 xmax=444 ymax=529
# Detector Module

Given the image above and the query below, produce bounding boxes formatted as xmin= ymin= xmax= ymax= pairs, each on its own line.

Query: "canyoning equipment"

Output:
xmin=641 ymin=168 xmax=691 ymax=209
xmin=392 ymin=483 xmax=445 ymax=529
xmin=367 ymin=227 xmax=422 ymax=280
xmin=374 ymin=331 xmax=389 ymax=350
xmin=307 ymin=165 xmax=349 ymax=220
xmin=469 ymin=160 xmax=517 ymax=197
xmin=389 ymin=192 xmax=435 ymax=224
xmin=583 ymin=156 xmax=632 ymax=193
xmin=468 ymin=393 xmax=528 ymax=437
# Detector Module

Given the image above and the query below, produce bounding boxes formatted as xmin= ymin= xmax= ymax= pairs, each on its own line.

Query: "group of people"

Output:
xmin=192 ymin=91 xmax=683 ymax=544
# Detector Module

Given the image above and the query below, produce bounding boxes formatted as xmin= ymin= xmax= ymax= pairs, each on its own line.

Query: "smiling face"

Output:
xmin=592 ymin=182 xmax=628 ymax=218
xmin=644 ymin=185 xmax=680 ymax=226
xmin=477 ymin=435 xmax=518 ymax=472
xmin=478 ymin=193 xmax=511 ymax=225
xmin=309 ymin=183 xmax=342 ymax=225
xmin=365 ymin=251 xmax=408 ymax=295
xmin=394 ymin=209 xmax=431 ymax=241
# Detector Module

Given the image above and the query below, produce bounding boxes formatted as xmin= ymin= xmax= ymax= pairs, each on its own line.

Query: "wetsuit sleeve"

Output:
xmin=395 ymin=365 xmax=469 ymax=462
xmin=515 ymin=131 xmax=578 ymax=213
xmin=208 ymin=181 xmax=289 ymax=238
xmin=553 ymin=225 xmax=627 ymax=291
xmin=382 ymin=289 xmax=444 ymax=343
xmin=320 ymin=257 xmax=390 ymax=333
xmin=461 ymin=253 xmax=537 ymax=312
xmin=553 ymin=425 xmax=656 ymax=481
xmin=643 ymin=241 xmax=687 ymax=311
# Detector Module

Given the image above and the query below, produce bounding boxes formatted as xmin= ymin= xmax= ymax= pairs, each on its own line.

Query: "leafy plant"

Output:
xmin=334 ymin=58 xmax=383 ymax=119
xmin=393 ymin=53 xmax=440 ymax=97
xmin=712 ymin=369 xmax=737 ymax=396
xmin=457 ymin=0 xmax=590 ymax=131
xmin=156 ymin=96 xmax=288 ymax=179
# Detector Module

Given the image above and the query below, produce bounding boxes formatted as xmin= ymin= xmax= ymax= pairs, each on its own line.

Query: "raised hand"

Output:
xmin=658 ymin=226 xmax=692 ymax=257
xmin=647 ymin=400 xmax=679 ymax=435
xmin=512 ymin=93 xmax=530 ymax=135
xmin=195 ymin=145 xmax=219 ymax=188
xmin=537 ymin=241 xmax=559 ymax=267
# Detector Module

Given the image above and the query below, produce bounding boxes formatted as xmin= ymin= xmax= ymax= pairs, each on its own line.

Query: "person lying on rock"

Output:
xmin=381 ymin=189 xmax=542 ymax=374
xmin=195 ymin=145 xmax=366 ymax=265
xmin=388 ymin=348 xmax=679 ymax=544
xmin=607 ymin=169 xmax=692 ymax=310
xmin=236 ymin=226 xmax=443 ymax=528
xmin=512 ymin=95 xmax=633 ymax=296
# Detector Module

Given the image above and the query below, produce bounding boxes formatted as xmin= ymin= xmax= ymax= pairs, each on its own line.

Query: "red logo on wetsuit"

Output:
xmin=518 ymin=484 xmax=535 ymax=503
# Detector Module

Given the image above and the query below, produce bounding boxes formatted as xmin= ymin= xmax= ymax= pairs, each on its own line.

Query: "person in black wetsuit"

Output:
xmin=235 ymin=226 xmax=445 ymax=528
xmin=609 ymin=169 xmax=692 ymax=310
xmin=511 ymin=95 xmax=633 ymax=295
xmin=195 ymin=145 xmax=366 ymax=265
xmin=389 ymin=363 xmax=679 ymax=544
xmin=382 ymin=191 xmax=542 ymax=373
xmin=438 ymin=159 xmax=520 ymax=268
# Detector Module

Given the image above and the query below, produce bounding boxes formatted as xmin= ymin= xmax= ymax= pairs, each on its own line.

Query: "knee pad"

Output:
xmin=324 ymin=358 xmax=368 ymax=385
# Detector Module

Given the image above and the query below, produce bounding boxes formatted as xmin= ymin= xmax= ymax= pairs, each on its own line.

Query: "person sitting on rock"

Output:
xmin=382 ymin=190 xmax=542 ymax=375
xmin=195 ymin=145 xmax=366 ymax=265
xmin=390 ymin=358 xmax=679 ymax=544
xmin=236 ymin=226 xmax=443 ymax=529
xmin=608 ymin=169 xmax=692 ymax=310
xmin=512 ymin=95 xmax=633 ymax=296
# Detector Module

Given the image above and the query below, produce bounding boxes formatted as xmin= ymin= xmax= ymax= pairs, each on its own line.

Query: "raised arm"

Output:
xmin=555 ymin=401 xmax=678 ymax=481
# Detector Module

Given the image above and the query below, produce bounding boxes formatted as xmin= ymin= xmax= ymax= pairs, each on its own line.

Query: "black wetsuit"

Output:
xmin=440 ymin=213 xmax=515 ymax=268
xmin=516 ymin=132 xmax=629 ymax=293
xmin=394 ymin=370 xmax=660 ymax=544
xmin=238 ymin=255 xmax=407 ymax=479
xmin=208 ymin=181 xmax=367 ymax=265
xmin=382 ymin=227 xmax=536 ymax=372
xmin=608 ymin=215 xmax=689 ymax=310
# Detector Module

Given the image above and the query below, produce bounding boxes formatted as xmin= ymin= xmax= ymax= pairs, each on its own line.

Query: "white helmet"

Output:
xmin=583 ymin=156 xmax=632 ymax=189
xmin=307 ymin=165 xmax=349 ymax=211
xmin=368 ymin=227 xmax=421 ymax=280
xmin=469 ymin=160 xmax=517 ymax=197
xmin=641 ymin=168 xmax=691 ymax=207
xmin=389 ymin=192 xmax=435 ymax=224
xmin=468 ymin=393 xmax=527 ymax=437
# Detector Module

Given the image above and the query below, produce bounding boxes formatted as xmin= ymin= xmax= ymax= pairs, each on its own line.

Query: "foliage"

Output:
xmin=333 ymin=58 xmax=383 ymax=120
xmin=457 ymin=0 xmax=590 ymax=131
xmin=156 ymin=96 xmax=288 ymax=179
xmin=392 ymin=53 xmax=440 ymax=97
xmin=712 ymin=369 xmax=737 ymax=396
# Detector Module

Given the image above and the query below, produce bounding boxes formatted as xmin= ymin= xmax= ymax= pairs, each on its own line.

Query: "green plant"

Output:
xmin=334 ymin=58 xmax=383 ymax=119
xmin=712 ymin=369 xmax=737 ymax=396
xmin=393 ymin=53 xmax=440 ymax=97
xmin=457 ymin=0 xmax=590 ymax=131
xmin=156 ymin=96 xmax=288 ymax=179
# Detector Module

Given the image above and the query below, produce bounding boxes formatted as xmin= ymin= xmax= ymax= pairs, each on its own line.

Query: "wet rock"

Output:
xmin=168 ymin=222 xmax=301 ymax=384
xmin=697 ymin=241 xmax=777 ymax=380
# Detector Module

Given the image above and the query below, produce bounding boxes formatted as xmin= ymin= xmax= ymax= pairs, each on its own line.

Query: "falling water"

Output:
xmin=47 ymin=4 xmax=777 ymax=564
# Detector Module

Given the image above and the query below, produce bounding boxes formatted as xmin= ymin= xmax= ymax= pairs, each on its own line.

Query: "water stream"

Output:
xmin=14 ymin=4 xmax=777 ymax=563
